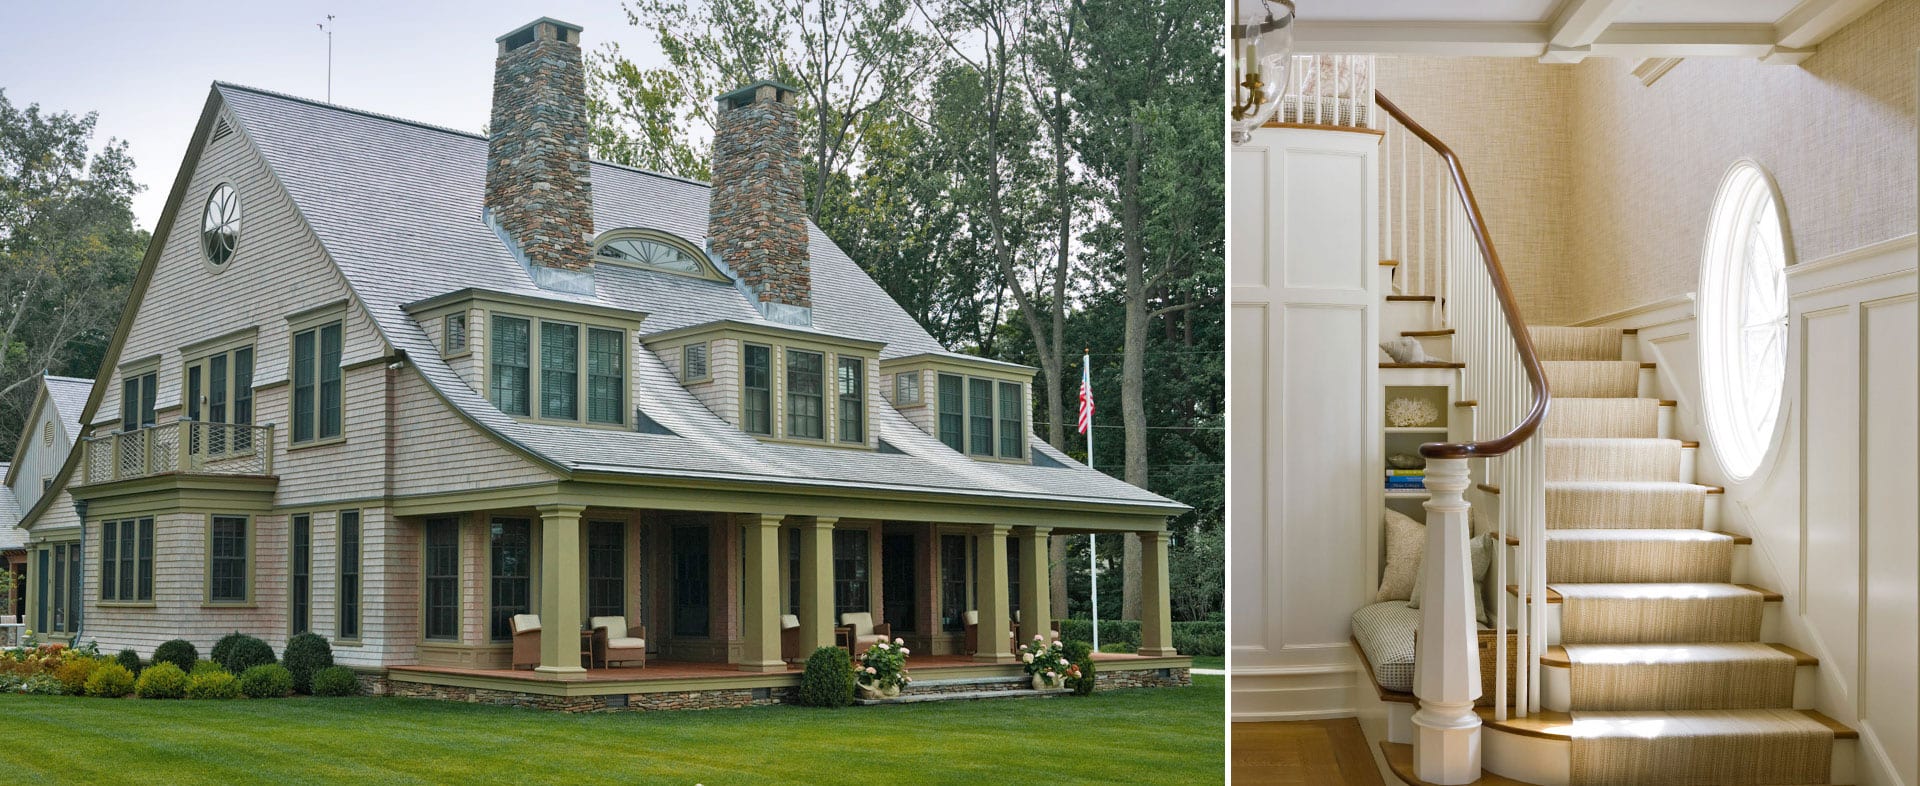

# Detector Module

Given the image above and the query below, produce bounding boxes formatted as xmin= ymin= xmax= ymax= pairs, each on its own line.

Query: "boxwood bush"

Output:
xmin=185 ymin=669 xmax=240 ymax=700
xmin=84 ymin=662 xmax=135 ymax=698
xmin=190 ymin=660 xmax=225 ymax=676
xmin=1057 ymin=619 xmax=1226 ymax=656
xmin=212 ymin=633 xmax=276 ymax=675
xmin=115 ymin=648 xmax=142 ymax=676
xmin=134 ymin=662 xmax=188 ymax=699
xmin=282 ymin=632 xmax=334 ymax=694
xmin=238 ymin=663 xmax=292 ymax=698
xmin=153 ymin=639 xmax=199 ymax=674
xmin=797 ymin=646 xmax=854 ymax=708
xmin=1070 ymin=656 xmax=1097 ymax=696
xmin=310 ymin=666 xmax=359 ymax=697
xmin=53 ymin=657 xmax=101 ymax=695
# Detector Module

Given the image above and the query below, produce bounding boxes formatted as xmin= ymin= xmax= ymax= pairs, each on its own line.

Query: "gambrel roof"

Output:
xmin=213 ymin=84 xmax=1180 ymax=514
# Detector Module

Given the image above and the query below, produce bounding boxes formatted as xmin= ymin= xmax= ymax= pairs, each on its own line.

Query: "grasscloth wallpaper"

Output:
xmin=1377 ymin=0 xmax=1918 ymax=325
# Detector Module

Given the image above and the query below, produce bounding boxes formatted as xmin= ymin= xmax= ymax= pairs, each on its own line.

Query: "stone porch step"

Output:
xmin=855 ymin=687 xmax=1069 ymax=705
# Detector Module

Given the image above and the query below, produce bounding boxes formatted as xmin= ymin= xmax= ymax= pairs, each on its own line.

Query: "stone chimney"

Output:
xmin=486 ymin=17 xmax=594 ymax=294
xmin=709 ymin=80 xmax=811 ymax=325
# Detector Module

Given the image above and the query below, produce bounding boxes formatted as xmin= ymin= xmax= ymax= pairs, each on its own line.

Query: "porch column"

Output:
xmin=974 ymin=524 xmax=1015 ymax=663
xmin=536 ymin=504 xmax=586 ymax=674
xmin=1017 ymin=526 xmax=1053 ymax=644
xmin=1138 ymin=529 xmax=1176 ymax=657
xmin=739 ymin=514 xmax=785 ymax=672
xmin=798 ymin=516 xmax=837 ymax=655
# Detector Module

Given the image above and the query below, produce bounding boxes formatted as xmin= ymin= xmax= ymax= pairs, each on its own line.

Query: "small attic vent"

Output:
xmin=634 ymin=408 xmax=677 ymax=436
xmin=877 ymin=439 xmax=906 ymax=455
xmin=1031 ymin=450 xmax=1069 ymax=469
xmin=210 ymin=119 xmax=233 ymax=143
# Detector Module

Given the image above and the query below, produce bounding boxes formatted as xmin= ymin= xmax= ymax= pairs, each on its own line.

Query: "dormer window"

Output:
xmin=592 ymin=229 xmax=723 ymax=280
xmin=882 ymin=353 xmax=1035 ymax=464
xmin=642 ymin=320 xmax=882 ymax=448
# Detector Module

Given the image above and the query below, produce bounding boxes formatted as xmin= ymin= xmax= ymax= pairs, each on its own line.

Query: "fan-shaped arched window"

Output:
xmin=591 ymin=229 xmax=721 ymax=280
xmin=1698 ymin=160 xmax=1790 ymax=481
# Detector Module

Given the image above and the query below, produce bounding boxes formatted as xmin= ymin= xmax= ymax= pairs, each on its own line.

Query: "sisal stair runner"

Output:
xmin=1524 ymin=325 xmax=1841 ymax=785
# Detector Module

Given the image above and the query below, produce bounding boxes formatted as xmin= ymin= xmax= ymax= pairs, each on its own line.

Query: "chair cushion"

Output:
xmin=590 ymin=616 xmax=628 ymax=634
xmin=854 ymin=634 xmax=887 ymax=646
xmin=512 ymin=614 xmax=541 ymax=634
xmin=1352 ymin=601 xmax=1418 ymax=692
xmin=780 ymin=614 xmax=800 ymax=630
xmin=605 ymin=637 xmax=646 ymax=650
xmin=840 ymin=612 xmax=874 ymax=637
xmin=963 ymin=610 xmax=979 ymax=626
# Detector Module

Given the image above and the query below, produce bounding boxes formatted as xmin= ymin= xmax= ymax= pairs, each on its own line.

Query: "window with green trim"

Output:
xmin=120 ymin=371 xmax=157 ymax=431
xmin=968 ymin=378 xmax=993 ymax=456
xmin=587 ymin=328 xmax=624 ymax=424
xmin=100 ymin=517 xmax=153 ymax=602
xmin=490 ymin=316 xmax=532 ymax=416
xmin=833 ymin=529 xmax=869 ymax=617
xmin=209 ymin=515 xmax=249 ymax=603
xmin=998 ymin=381 xmax=1024 ymax=459
xmin=744 ymin=344 xmax=772 ymax=435
xmin=937 ymin=374 xmax=964 ymax=451
xmin=540 ymin=322 xmax=579 ymax=420
xmin=292 ymin=323 xmax=342 ymax=443
xmin=338 ymin=510 xmax=361 ymax=639
xmin=587 ymin=522 xmax=625 ymax=619
xmin=489 ymin=518 xmax=531 ymax=642
xmin=424 ymin=518 xmax=459 ymax=640
xmin=837 ymin=357 xmax=864 ymax=443
xmin=787 ymin=349 xmax=824 ymax=440
xmin=290 ymin=514 xmax=311 ymax=633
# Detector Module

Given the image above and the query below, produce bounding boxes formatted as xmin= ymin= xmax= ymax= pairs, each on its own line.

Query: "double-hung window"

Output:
xmin=292 ymin=323 xmax=343 ymax=443
xmin=489 ymin=518 xmax=531 ymax=642
xmin=100 ymin=517 xmax=153 ymax=603
xmin=836 ymin=357 xmax=864 ymax=443
xmin=998 ymin=381 xmax=1024 ymax=459
xmin=539 ymin=322 xmax=579 ymax=420
xmin=587 ymin=522 xmax=625 ymax=619
xmin=937 ymin=374 xmax=964 ymax=451
xmin=208 ymin=515 xmax=250 ymax=603
xmin=787 ymin=350 xmax=825 ymax=439
xmin=290 ymin=514 xmax=311 ymax=633
xmin=967 ymin=379 xmax=994 ymax=456
xmin=490 ymin=315 xmax=532 ymax=416
xmin=743 ymin=345 xmax=773 ymax=435
xmin=120 ymin=371 xmax=158 ymax=431
xmin=424 ymin=518 xmax=459 ymax=640
xmin=338 ymin=510 xmax=361 ymax=640
xmin=492 ymin=314 xmax=625 ymax=426
xmin=833 ymin=529 xmax=869 ymax=617
xmin=586 ymin=327 xmax=624 ymax=424
xmin=935 ymin=374 xmax=1026 ymax=460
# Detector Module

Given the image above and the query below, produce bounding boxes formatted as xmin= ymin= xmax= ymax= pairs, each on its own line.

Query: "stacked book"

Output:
xmin=1384 ymin=469 xmax=1426 ymax=491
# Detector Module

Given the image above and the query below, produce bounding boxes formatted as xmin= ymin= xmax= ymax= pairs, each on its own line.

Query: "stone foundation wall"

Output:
xmin=1096 ymin=667 xmax=1192 ymax=690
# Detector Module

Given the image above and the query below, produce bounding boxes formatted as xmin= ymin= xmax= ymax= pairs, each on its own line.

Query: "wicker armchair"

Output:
xmin=780 ymin=614 xmax=803 ymax=663
xmin=510 ymin=614 xmax=541 ymax=670
xmin=839 ymin=612 xmax=891 ymax=657
xmin=590 ymin=616 xmax=647 ymax=668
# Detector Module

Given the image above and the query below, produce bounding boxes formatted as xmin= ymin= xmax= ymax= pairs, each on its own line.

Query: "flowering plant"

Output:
xmin=1017 ymin=634 xmax=1072 ymax=683
xmin=854 ymin=638 xmax=912 ymax=691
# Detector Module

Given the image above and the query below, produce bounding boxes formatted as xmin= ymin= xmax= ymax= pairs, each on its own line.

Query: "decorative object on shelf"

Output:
xmin=1386 ymin=397 xmax=1440 ymax=427
xmin=1229 ymin=0 xmax=1296 ymax=143
xmin=853 ymin=637 xmax=911 ymax=700
xmin=1017 ymin=634 xmax=1074 ymax=690
xmin=1380 ymin=337 xmax=1439 ymax=364
xmin=1387 ymin=453 xmax=1426 ymax=470
xmin=1385 ymin=475 xmax=1427 ymax=491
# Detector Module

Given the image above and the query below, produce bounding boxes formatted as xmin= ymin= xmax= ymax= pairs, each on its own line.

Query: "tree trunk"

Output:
xmin=1120 ymin=112 xmax=1148 ymax=621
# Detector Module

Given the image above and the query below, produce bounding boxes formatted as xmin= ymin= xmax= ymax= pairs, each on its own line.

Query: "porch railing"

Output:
xmin=81 ymin=421 xmax=276 ymax=484
xmin=1374 ymin=91 xmax=1551 ymax=785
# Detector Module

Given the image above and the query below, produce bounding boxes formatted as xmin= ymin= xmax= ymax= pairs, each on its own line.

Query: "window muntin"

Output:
xmin=587 ymin=328 xmax=624 ymax=424
xmin=187 ymin=346 xmax=255 ymax=453
xmin=424 ymin=518 xmax=460 ymax=640
xmin=290 ymin=514 xmax=311 ymax=633
xmin=120 ymin=371 xmax=158 ymax=431
xmin=445 ymin=313 xmax=468 ymax=354
xmin=540 ymin=322 xmax=579 ymax=420
xmin=594 ymin=236 xmax=708 ymax=276
xmin=837 ymin=357 xmax=864 ymax=444
xmin=998 ymin=381 xmax=1024 ymax=459
xmin=587 ymin=522 xmax=625 ymax=619
xmin=940 ymin=534 xmax=966 ymax=632
xmin=787 ymin=350 xmax=825 ymax=440
xmin=1699 ymin=161 xmax=1790 ymax=481
xmin=338 ymin=510 xmax=361 ymax=639
xmin=743 ymin=344 xmax=773 ymax=435
xmin=292 ymin=324 xmax=343 ymax=443
xmin=47 ymin=543 xmax=80 ymax=633
xmin=100 ymin=518 xmax=153 ymax=603
xmin=201 ymin=184 xmax=241 ymax=267
xmin=490 ymin=314 xmax=627 ymax=426
xmin=490 ymin=315 xmax=532 ymax=416
xmin=1007 ymin=536 xmax=1021 ymax=614
xmin=682 ymin=342 xmax=709 ymax=381
xmin=833 ymin=529 xmax=869 ymax=617
xmin=968 ymin=378 xmax=994 ymax=456
xmin=489 ymin=518 xmax=531 ymax=642
xmin=937 ymin=374 xmax=964 ymax=451
xmin=894 ymin=372 xmax=921 ymax=405
xmin=209 ymin=515 xmax=249 ymax=603
xmin=671 ymin=526 xmax=710 ymax=637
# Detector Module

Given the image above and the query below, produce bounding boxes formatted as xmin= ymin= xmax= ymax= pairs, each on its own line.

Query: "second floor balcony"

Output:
xmin=80 ymin=420 xmax=276 ymax=486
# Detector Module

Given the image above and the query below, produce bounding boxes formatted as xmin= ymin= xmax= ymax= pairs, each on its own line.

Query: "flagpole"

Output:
xmin=1085 ymin=349 xmax=1098 ymax=653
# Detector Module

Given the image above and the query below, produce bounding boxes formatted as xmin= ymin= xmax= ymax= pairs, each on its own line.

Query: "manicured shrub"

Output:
xmin=797 ymin=646 xmax=854 ymax=708
xmin=212 ymin=633 xmax=276 ymax=675
xmin=185 ymin=669 xmax=241 ymax=700
xmin=309 ymin=666 xmax=360 ymax=697
xmin=1057 ymin=619 xmax=1223 ymax=653
xmin=190 ymin=660 xmax=225 ymax=676
xmin=53 ymin=657 xmax=101 ymax=695
xmin=134 ymin=662 xmax=188 ymax=699
xmin=238 ymin=663 xmax=292 ymax=698
xmin=1063 ymin=640 xmax=1093 ymax=664
xmin=281 ymin=632 xmax=334 ymax=694
xmin=1070 ymin=657 xmax=1097 ymax=696
xmin=115 ymin=648 xmax=142 ymax=675
xmin=1097 ymin=642 xmax=1136 ymax=654
xmin=1172 ymin=627 xmax=1225 ymax=657
xmin=152 ymin=639 xmax=199 ymax=674
xmin=0 ymin=673 xmax=22 ymax=692
xmin=19 ymin=674 xmax=64 ymax=695
xmin=84 ymin=662 xmax=135 ymax=698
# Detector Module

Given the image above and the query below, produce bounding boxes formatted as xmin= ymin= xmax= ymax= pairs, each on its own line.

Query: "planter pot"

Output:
xmin=1032 ymin=674 xmax=1064 ymax=691
xmin=857 ymin=682 xmax=901 ymax=700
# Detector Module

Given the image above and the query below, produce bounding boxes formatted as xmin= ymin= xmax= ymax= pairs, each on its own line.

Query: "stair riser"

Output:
xmin=1403 ymin=333 xmax=1451 ymax=361
xmin=1382 ymin=298 xmax=1440 ymax=339
xmin=1541 ymin=662 xmax=1818 ymax=712
xmin=1545 ymin=443 xmax=1690 ymax=484
xmin=1514 ymin=600 xmax=1783 ymax=647
xmin=1543 ymin=538 xmax=1736 ymax=583
xmin=1506 ymin=542 xmax=1750 ymax=585
xmin=1481 ymin=726 xmax=1855 ymax=786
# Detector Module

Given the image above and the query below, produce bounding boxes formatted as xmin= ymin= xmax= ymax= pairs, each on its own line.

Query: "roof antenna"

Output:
xmin=317 ymin=15 xmax=336 ymax=103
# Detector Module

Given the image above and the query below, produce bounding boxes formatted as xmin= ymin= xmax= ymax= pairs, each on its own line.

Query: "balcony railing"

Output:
xmin=81 ymin=421 xmax=275 ymax=485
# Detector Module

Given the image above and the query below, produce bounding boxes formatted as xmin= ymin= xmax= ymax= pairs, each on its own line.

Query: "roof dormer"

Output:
xmin=643 ymin=321 xmax=883 ymax=449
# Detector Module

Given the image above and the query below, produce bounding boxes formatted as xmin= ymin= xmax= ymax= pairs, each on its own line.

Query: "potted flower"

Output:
xmin=1018 ymin=634 xmax=1073 ymax=690
xmin=853 ymin=638 xmax=912 ymax=699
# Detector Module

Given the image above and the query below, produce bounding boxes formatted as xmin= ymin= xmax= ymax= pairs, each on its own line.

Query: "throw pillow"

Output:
xmin=1409 ymin=530 xmax=1495 ymax=627
xmin=1375 ymin=510 xmax=1424 ymax=602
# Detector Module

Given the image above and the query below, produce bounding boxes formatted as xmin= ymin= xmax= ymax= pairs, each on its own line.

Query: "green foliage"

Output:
xmin=281 ymin=633 xmax=333 ymax=694
xmin=83 ymin=662 xmax=134 ymax=697
xmin=184 ymin=669 xmax=240 ymax=700
xmin=1097 ymin=642 xmax=1135 ymax=654
xmin=52 ymin=657 xmax=100 ymax=695
xmin=1062 ymin=639 xmax=1091 ymax=664
xmin=212 ymin=633 xmax=275 ymax=675
xmin=1057 ymin=619 xmax=1223 ymax=656
xmin=115 ymin=648 xmax=141 ymax=675
xmin=309 ymin=666 xmax=360 ymax=697
xmin=189 ymin=660 xmax=225 ymax=676
xmin=18 ymin=674 xmax=63 ymax=695
xmin=1172 ymin=626 xmax=1224 ymax=657
xmin=796 ymin=646 xmax=854 ymax=708
xmin=152 ymin=640 xmax=198 ymax=674
xmin=1070 ymin=657 xmax=1096 ymax=696
xmin=238 ymin=664 xmax=292 ymax=699
xmin=133 ymin=662 xmax=188 ymax=699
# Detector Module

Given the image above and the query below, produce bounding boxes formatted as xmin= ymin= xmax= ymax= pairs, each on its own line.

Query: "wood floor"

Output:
xmin=1232 ymin=718 xmax=1385 ymax=785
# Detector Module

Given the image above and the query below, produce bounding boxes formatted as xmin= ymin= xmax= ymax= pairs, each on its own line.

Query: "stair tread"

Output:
xmin=1546 ymin=480 xmax=1724 ymax=494
xmin=1552 ymin=582 xmax=1784 ymax=603
xmin=1386 ymin=294 xmax=1435 ymax=302
xmin=1546 ymin=528 xmax=1751 ymax=545
xmin=1381 ymin=361 xmax=1465 ymax=368
xmin=1402 ymin=328 xmax=1454 ymax=337
xmin=1481 ymin=707 xmax=1858 ymax=741
xmin=1544 ymin=642 xmax=1817 ymax=668
xmin=1504 ymin=583 xmax=1782 ymax=603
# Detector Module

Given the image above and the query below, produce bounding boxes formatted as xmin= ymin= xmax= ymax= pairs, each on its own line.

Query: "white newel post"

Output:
xmin=1413 ymin=457 xmax=1482 ymax=783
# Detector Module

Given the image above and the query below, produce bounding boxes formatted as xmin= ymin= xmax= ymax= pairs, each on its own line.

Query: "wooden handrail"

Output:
xmin=1373 ymin=90 xmax=1550 ymax=460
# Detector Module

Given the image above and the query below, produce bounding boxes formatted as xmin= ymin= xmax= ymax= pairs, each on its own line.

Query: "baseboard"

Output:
xmin=1231 ymin=662 xmax=1358 ymax=721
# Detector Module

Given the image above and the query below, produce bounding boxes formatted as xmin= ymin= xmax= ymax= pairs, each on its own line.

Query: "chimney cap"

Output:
xmin=496 ymin=17 xmax=583 ymax=44
xmin=717 ymin=79 xmax=800 ymax=109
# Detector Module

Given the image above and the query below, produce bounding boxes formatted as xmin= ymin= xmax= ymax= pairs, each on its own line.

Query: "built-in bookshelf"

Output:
xmin=1381 ymin=382 xmax=1451 ymax=520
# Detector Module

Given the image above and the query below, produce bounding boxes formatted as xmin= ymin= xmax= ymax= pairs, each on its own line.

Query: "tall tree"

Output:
xmin=0 ymin=89 xmax=146 ymax=458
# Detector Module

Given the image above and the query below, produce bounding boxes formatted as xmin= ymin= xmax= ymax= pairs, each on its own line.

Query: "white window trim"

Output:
xmin=1697 ymin=159 xmax=1792 ymax=482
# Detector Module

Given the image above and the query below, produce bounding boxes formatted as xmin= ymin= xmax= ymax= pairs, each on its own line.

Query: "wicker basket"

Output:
xmin=1476 ymin=629 xmax=1517 ymax=708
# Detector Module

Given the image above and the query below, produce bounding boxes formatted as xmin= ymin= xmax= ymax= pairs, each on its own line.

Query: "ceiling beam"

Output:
xmin=1547 ymin=0 xmax=1637 ymax=48
xmin=1587 ymin=24 xmax=1781 ymax=59
xmin=1294 ymin=21 xmax=1795 ymax=62
xmin=1775 ymin=0 xmax=1885 ymax=49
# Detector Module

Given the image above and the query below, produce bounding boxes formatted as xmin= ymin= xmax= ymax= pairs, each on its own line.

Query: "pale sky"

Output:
xmin=1 ymin=0 xmax=671 ymax=231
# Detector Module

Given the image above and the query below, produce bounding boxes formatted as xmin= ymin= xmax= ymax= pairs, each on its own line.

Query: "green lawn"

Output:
xmin=0 ymin=676 xmax=1222 ymax=784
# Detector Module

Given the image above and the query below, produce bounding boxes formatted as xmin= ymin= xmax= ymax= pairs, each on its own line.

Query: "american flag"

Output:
xmin=1077 ymin=354 xmax=1094 ymax=434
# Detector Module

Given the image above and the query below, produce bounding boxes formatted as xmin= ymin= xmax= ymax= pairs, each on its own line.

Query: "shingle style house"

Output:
xmin=3 ymin=375 xmax=91 ymax=622
xmin=21 ymin=17 xmax=1187 ymax=702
